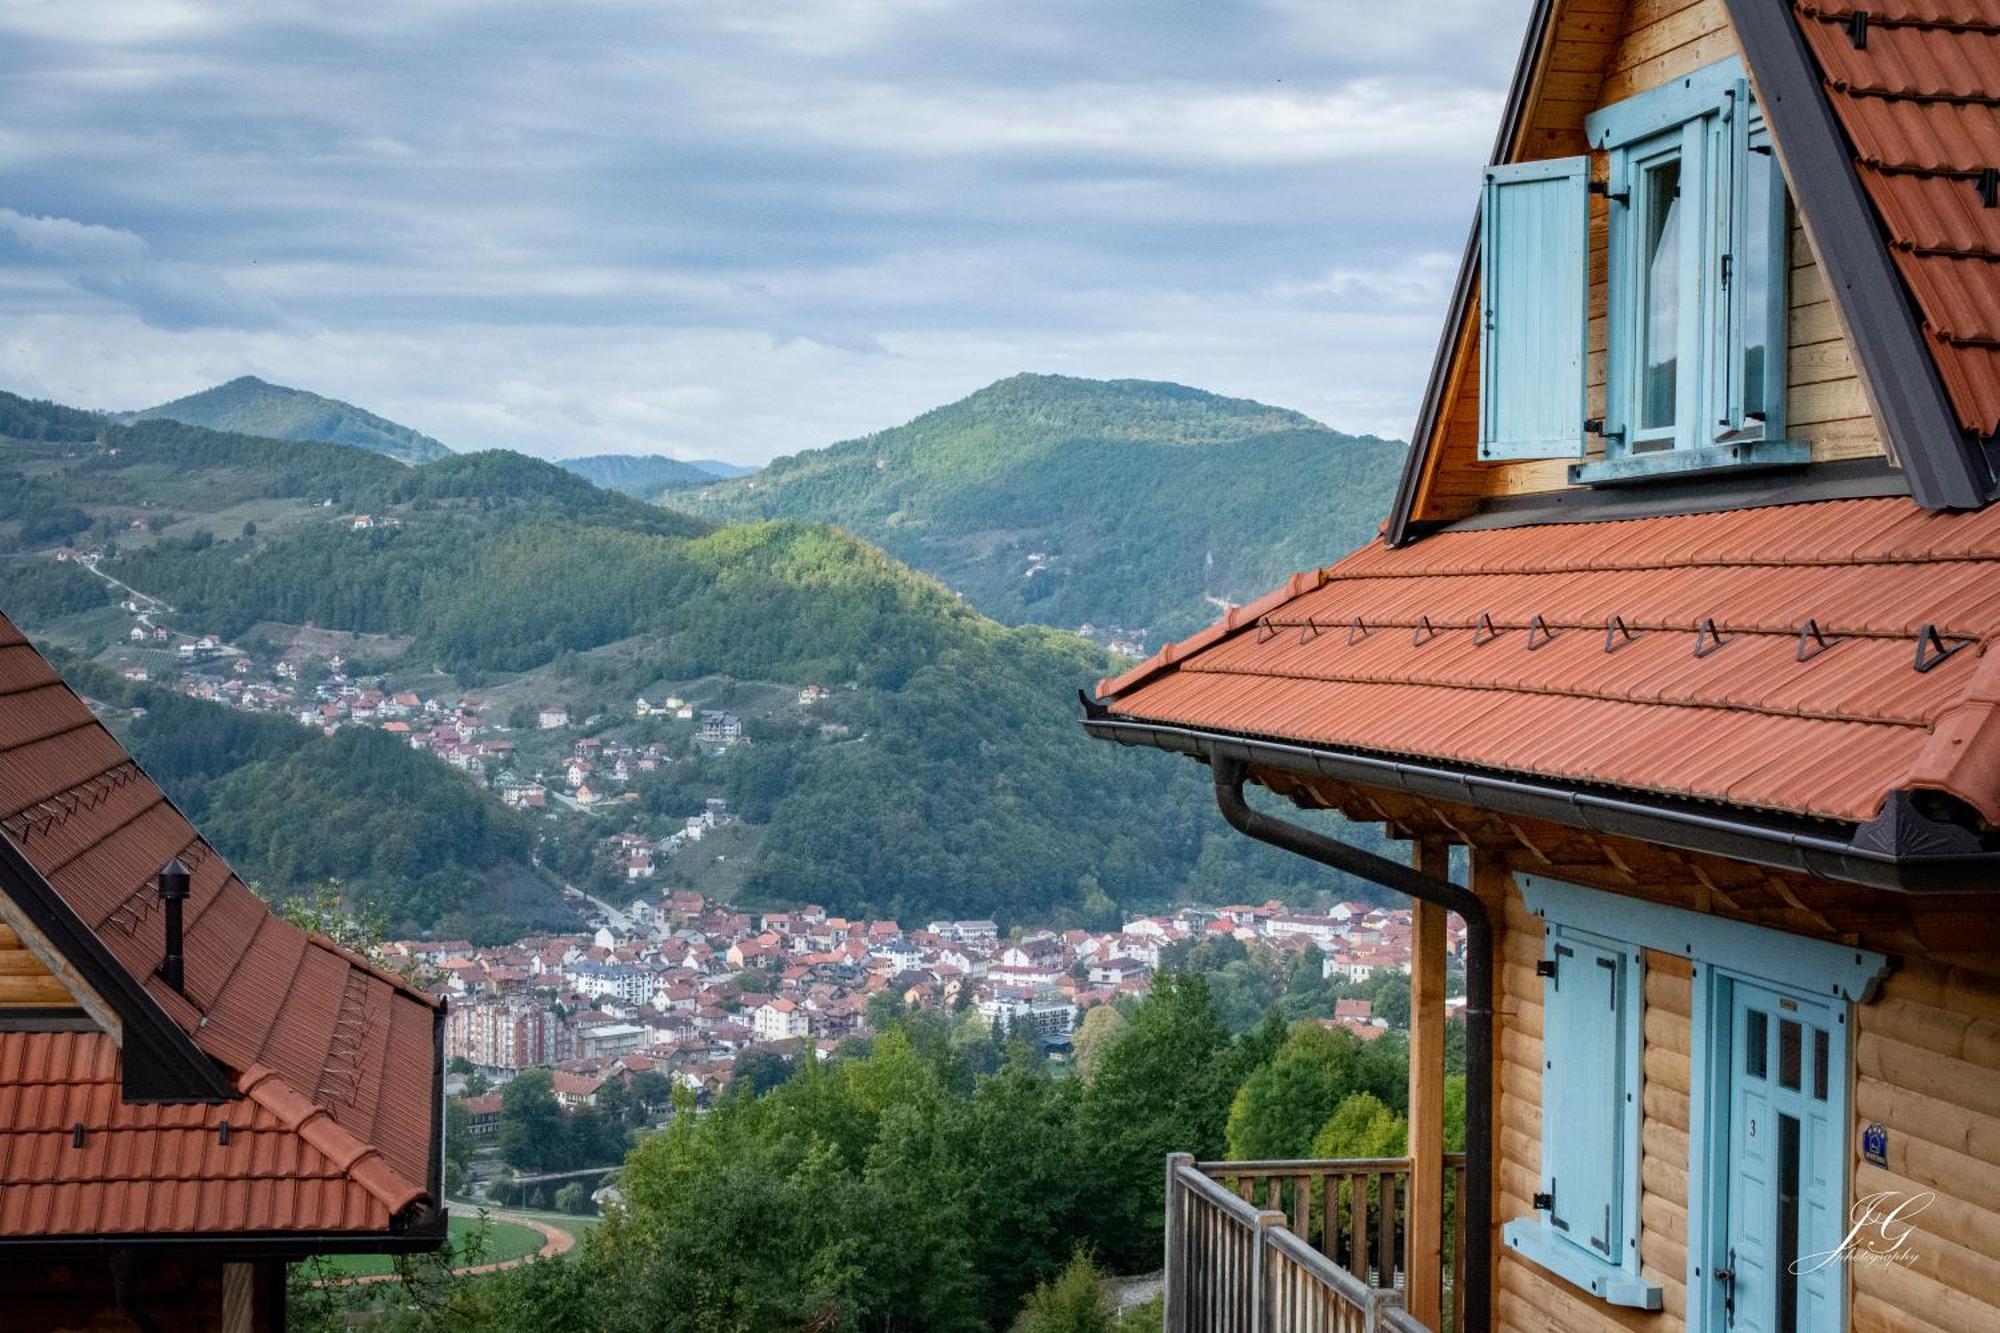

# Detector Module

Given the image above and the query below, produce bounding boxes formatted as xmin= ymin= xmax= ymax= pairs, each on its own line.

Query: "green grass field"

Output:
xmin=313 ymin=1213 xmax=545 ymax=1277
xmin=496 ymin=1204 xmax=602 ymax=1247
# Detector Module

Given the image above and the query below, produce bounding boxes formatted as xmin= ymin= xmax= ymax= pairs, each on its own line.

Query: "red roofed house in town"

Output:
xmin=0 ymin=614 xmax=444 ymax=1328
xmin=1086 ymin=3 xmax=2000 ymax=1330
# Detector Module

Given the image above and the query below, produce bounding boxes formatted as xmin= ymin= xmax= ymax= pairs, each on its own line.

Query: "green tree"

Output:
xmin=444 ymin=1099 xmax=475 ymax=1192
xmin=1310 ymin=1092 xmax=1408 ymax=1159
xmin=553 ymin=1181 xmax=591 ymax=1215
xmin=735 ymin=1048 xmax=796 ymax=1095
xmin=1224 ymin=1024 xmax=1362 ymax=1160
xmin=1075 ymin=973 xmax=1240 ymax=1270
xmin=628 ymin=1068 xmax=674 ymax=1119
xmin=1014 ymin=1251 xmax=1113 ymax=1333
xmin=498 ymin=1070 xmax=566 ymax=1172
xmin=1371 ymin=973 xmax=1413 ymax=1029
xmin=1072 ymin=1004 xmax=1127 ymax=1083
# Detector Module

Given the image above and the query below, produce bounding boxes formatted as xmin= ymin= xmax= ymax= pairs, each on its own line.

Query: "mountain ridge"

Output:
xmin=119 ymin=375 xmax=453 ymax=465
xmin=559 ymin=453 xmax=757 ymax=497
xmin=678 ymin=373 xmax=1407 ymax=645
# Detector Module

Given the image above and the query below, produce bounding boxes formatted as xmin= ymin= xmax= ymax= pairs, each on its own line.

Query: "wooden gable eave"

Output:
xmin=1387 ymin=0 xmax=1614 ymax=547
xmin=1387 ymin=0 xmax=1995 ymax=548
xmin=0 ymin=835 xmax=235 ymax=1104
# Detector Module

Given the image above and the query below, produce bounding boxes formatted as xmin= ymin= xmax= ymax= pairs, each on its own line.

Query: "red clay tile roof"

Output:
xmin=0 ymin=1032 xmax=421 ymax=1234
xmin=1796 ymin=1 xmax=2000 ymax=435
xmin=1098 ymin=497 xmax=2000 ymax=827
xmin=0 ymin=614 xmax=439 ymax=1236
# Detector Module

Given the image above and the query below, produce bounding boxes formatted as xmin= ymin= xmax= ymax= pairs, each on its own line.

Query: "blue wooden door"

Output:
xmin=1720 ymin=979 xmax=1844 ymax=1332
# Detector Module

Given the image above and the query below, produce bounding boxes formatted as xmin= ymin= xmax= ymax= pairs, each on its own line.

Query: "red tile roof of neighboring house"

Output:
xmin=0 ymin=615 xmax=440 ymax=1238
xmin=1098 ymin=498 xmax=2000 ymax=827
xmin=1795 ymin=1 xmax=2000 ymax=434
xmin=0 ymin=1032 xmax=422 ymax=1235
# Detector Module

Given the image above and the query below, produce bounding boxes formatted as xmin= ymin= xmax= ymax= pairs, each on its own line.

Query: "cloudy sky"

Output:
xmin=0 ymin=0 xmax=1530 ymax=464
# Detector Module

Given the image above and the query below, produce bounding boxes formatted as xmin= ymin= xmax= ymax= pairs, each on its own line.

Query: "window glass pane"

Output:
xmin=1640 ymin=158 xmax=1682 ymax=433
xmin=1778 ymin=1113 xmax=1801 ymax=1333
xmin=1814 ymin=1027 xmax=1829 ymax=1101
xmin=1779 ymin=1017 xmax=1803 ymax=1091
xmin=1745 ymin=1008 xmax=1767 ymax=1078
xmin=1740 ymin=144 xmax=1776 ymax=420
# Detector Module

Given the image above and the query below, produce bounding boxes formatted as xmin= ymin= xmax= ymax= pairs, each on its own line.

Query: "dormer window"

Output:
xmin=1478 ymin=58 xmax=1802 ymax=484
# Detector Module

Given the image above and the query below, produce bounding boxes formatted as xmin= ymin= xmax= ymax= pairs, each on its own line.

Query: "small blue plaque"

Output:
xmin=1862 ymin=1122 xmax=1888 ymax=1166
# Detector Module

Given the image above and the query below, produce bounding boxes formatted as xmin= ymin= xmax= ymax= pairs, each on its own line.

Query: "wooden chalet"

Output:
xmin=1084 ymin=2 xmax=2000 ymax=1330
xmin=0 ymin=614 xmax=445 ymax=1329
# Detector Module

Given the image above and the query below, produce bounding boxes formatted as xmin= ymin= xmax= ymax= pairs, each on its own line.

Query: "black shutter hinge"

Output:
xmin=1533 ymin=1190 xmax=1555 ymax=1213
xmin=1536 ymin=958 xmax=1558 ymax=979
xmin=1587 ymin=180 xmax=1629 ymax=206
xmin=1584 ymin=418 xmax=1624 ymax=445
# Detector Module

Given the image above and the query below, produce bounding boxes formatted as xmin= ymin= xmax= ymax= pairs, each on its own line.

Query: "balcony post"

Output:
xmin=1165 ymin=1152 xmax=1191 ymax=1333
xmin=1252 ymin=1207 xmax=1284 ymax=1333
xmin=1406 ymin=838 xmax=1450 ymax=1329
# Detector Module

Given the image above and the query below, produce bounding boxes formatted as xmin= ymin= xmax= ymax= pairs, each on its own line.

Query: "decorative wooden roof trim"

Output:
xmin=1385 ymin=0 xmax=1560 ymax=547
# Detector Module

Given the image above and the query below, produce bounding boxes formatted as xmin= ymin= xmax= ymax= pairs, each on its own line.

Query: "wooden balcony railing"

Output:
xmin=1164 ymin=1153 xmax=1470 ymax=1333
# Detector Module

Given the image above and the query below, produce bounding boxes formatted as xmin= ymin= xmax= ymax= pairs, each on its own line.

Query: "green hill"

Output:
xmin=559 ymin=453 xmax=746 ymax=497
xmin=121 ymin=375 xmax=453 ymax=464
xmin=0 ymin=386 xmax=1373 ymax=930
xmin=677 ymin=374 xmax=1408 ymax=646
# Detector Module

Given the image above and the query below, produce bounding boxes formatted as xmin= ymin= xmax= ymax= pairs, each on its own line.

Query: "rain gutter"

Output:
xmin=1081 ymin=715 xmax=2000 ymax=895
xmin=1210 ymin=754 xmax=1494 ymax=1333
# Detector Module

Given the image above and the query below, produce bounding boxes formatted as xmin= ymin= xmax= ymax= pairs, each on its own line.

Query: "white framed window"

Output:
xmin=1476 ymin=57 xmax=1799 ymax=485
xmin=1588 ymin=57 xmax=1796 ymax=478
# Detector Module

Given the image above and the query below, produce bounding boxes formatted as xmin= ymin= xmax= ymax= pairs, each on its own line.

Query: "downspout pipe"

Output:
xmin=1211 ymin=754 xmax=1493 ymax=1333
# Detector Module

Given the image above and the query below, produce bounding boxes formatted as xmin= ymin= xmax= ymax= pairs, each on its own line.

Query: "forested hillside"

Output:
xmin=48 ymin=656 xmax=552 ymax=940
xmin=559 ymin=454 xmax=755 ymax=497
xmin=120 ymin=375 xmax=453 ymax=463
xmin=0 ymin=387 xmax=1381 ymax=930
xmin=680 ymin=374 xmax=1407 ymax=645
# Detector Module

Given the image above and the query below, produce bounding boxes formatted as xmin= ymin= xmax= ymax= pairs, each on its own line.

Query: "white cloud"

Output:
xmin=0 ymin=1 xmax=1528 ymax=458
xmin=0 ymin=208 xmax=283 ymax=331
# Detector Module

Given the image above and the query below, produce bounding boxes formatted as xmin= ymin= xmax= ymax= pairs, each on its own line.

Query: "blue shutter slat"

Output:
xmin=1479 ymin=156 xmax=1590 ymax=460
xmin=1542 ymin=936 xmax=1624 ymax=1260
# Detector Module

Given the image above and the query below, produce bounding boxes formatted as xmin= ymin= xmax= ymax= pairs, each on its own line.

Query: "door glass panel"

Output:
xmin=1813 ymin=1028 xmax=1829 ymax=1102
xmin=1779 ymin=1018 xmax=1802 ymax=1091
xmin=1739 ymin=142 xmax=1775 ymax=421
xmin=1745 ymin=1008 xmax=1767 ymax=1078
xmin=1640 ymin=158 xmax=1683 ymax=436
xmin=1777 ymin=1113 xmax=1801 ymax=1333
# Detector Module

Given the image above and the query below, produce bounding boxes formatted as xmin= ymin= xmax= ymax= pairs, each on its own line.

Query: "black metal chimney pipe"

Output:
xmin=1211 ymin=754 xmax=1493 ymax=1332
xmin=156 ymin=858 xmax=190 ymax=995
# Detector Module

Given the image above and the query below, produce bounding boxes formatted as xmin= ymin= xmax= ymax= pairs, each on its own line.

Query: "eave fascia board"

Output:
xmin=0 ymin=1211 xmax=451 ymax=1260
xmin=1082 ymin=715 xmax=2000 ymax=895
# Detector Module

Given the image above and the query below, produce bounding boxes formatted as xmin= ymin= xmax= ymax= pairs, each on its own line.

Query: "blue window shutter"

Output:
xmin=1541 ymin=935 xmax=1625 ymax=1260
xmin=1479 ymin=156 xmax=1590 ymax=460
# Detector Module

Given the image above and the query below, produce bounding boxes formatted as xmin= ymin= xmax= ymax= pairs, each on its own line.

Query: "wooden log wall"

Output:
xmin=1849 ymin=958 xmax=2000 ymax=1333
xmin=0 ymin=922 xmax=80 ymax=1009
